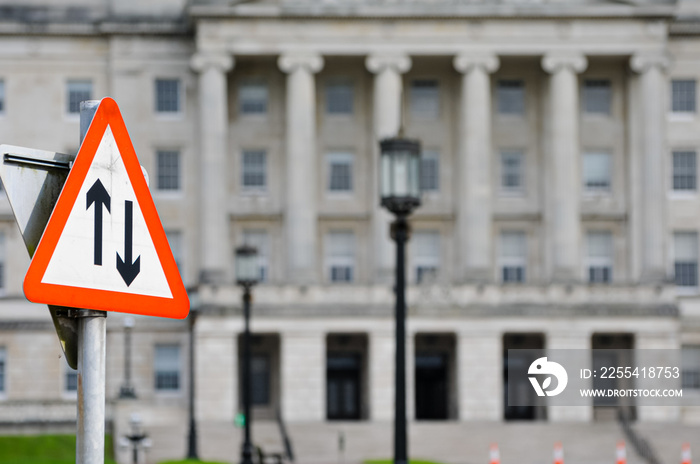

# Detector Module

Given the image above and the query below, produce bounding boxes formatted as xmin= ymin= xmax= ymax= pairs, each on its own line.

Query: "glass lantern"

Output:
xmin=379 ymin=137 xmax=422 ymax=215
xmin=235 ymin=245 xmax=260 ymax=286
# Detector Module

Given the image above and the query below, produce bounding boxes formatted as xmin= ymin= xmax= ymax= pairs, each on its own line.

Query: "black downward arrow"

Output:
xmin=86 ymin=179 xmax=110 ymax=266
xmin=117 ymin=200 xmax=141 ymax=286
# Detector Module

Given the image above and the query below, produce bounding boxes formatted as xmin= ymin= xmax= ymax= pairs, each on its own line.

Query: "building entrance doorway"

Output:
xmin=592 ymin=333 xmax=635 ymax=421
xmin=326 ymin=334 xmax=367 ymax=420
xmin=503 ymin=333 xmax=546 ymax=421
xmin=415 ymin=333 xmax=456 ymax=420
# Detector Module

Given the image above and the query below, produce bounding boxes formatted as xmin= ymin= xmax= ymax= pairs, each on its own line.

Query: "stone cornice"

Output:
xmin=190 ymin=3 xmax=679 ymax=20
xmin=277 ymin=52 xmax=324 ymax=74
xmin=197 ymin=302 xmax=680 ymax=319
xmin=670 ymin=19 xmax=700 ymax=36
xmin=542 ymin=53 xmax=588 ymax=74
xmin=365 ymin=53 xmax=412 ymax=74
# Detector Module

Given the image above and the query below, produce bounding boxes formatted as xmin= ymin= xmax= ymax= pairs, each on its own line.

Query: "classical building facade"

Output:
xmin=1 ymin=0 xmax=700 ymax=462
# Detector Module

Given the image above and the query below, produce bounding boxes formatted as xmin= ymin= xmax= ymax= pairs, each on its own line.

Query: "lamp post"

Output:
xmin=379 ymin=137 xmax=422 ymax=464
xmin=119 ymin=317 xmax=136 ymax=399
xmin=186 ymin=288 xmax=200 ymax=460
xmin=236 ymin=245 xmax=260 ymax=464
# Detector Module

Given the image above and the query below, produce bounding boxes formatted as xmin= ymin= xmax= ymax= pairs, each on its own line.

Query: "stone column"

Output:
xmin=630 ymin=54 xmax=670 ymax=284
xmin=278 ymin=53 xmax=324 ymax=285
xmin=542 ymin=53 xmax=588 ymax=282
xmin=365 ymin=54 xmax=412 ymax=282
xmin=195 ymin=326 xmax=237 ymax=423
xmin=547 ymin=330 xmax=592 ymax=422
xmin=280 ymin=331 xmax=325 ymax=421
xmin=457 ymin=331 xmax=501 ymax=420
xmin=191 ymin=52 xmax=234 ymax=284
xmin=635 ymin=330 xmax=680 ymax=422
xmin=453 ymin=54 xmax=500 ymax=283
xmin=369 ymin=330 xmax=395 ymax=421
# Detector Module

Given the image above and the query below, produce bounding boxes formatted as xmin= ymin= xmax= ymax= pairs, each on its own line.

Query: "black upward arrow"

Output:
xmin=117 ymin=200 xmax=141 ymax=286
xmin=86 ymin=179 xmax=110 ymax=266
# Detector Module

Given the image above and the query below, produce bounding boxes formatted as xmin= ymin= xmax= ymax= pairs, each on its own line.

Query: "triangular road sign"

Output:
xmin=24 ymin=97 xmax=189 ymax=319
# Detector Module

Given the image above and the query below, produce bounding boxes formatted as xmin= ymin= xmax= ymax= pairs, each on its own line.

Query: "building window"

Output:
xmin=155 ymin=78 xmax=181 ymax=114
xmin=501 ymin=150 xmax=524 ymax=193
xmin=65 ymin=364 xmax=78 ymax=393
xmin=410 ymin=79 xmax=439 ymax=119
xmin=326 ymin=80 xmax=353 ymax=115
xmin=67 ymin=80 xmax=92 ymax=114
xmin=500 ymin=231 xmax=526 ymax=283
xmin=0 ymin=347 xmax=5 ymax=394
xmin=239 ymin=81 xmax=268 ymax=115
xmin=166 ymin=230 xmax=183 ymax=276
xmin=242 ymin=229 xmax=269 ymax=283
xmin=154 ymin=344 xmax=181 ymax=391
xmin=251 ymin=354 xmax=271 ymax=405
xmin=241 ymin=150 xmax=267 ymax=191
xmin=672 ymin=79 xmax=696 ymax=113
xmin=327 ymin=152 xmax=353 ymax=192
xmin=675 ymin=232 xmax=698 ymax=287
xmin=497 ymin=80 xmax=525 ymax=115
xmin=583 ymin=151 xmax=611 ymax=192
xmin=420 ymin=150 xmax=439 ymax=193
xmin=587 ymin=231 xmax=613 ymax=284
xmin=326 ymin=231 xmax=355 ymax=283
xmin=682 ymin=346 xmax=700 ymax=389
xmin=156 ymin=150 xmax=180 ymax=191
xmin=413 ymin=231 xmax=440 ymax=284
xmin=673 ymin=150 xmax=697 ymax=191
xmin=0 ymin=80 xmax=5 ymax=113
xmin=583 ymin=79 xmax=611 ymax=115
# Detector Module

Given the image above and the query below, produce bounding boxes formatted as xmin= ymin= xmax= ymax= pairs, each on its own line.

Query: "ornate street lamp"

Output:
xmin=235 ymin=245 xmax=260 ymax=464
xmin=379 ymin=136 xmax=421 ymax=464
xmin=124 ymin=413 xmax=150 ymax=464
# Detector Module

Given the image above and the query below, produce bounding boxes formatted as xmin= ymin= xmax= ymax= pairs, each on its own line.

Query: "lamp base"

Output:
xmin=381 ymin=196 xmax=420 ymax=216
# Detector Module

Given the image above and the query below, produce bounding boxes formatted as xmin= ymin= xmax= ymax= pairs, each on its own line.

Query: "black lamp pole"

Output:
xmin=241 ymin=284 xmax=254 ymax=464
xmin=186 ymin=306 xmax=199 ymax=460
xmin=235 ymin=244 xmax=259 ymax=464
xmin=392 ymin=214 xmax=409 ymax=464
xmin=119 ymin=317 xmax=136 ymax=399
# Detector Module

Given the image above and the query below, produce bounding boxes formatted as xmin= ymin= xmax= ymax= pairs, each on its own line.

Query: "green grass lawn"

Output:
xmin=159 ymin=460 xmax=230 ymax=464
xmin=0 ymin=434 xmax=116 ymax=464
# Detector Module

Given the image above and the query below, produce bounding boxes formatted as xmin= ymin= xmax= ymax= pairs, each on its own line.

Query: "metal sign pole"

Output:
xmin=76 ymin=100 xmax=107 ymax=464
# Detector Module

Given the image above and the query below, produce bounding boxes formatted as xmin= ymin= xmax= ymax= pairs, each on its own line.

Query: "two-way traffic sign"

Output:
xmin=24 ymin=97 xmax=189 ymax=318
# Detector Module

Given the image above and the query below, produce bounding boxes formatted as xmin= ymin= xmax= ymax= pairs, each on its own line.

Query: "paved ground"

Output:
xmin=144 ymin=420 xmax=700 ymax=464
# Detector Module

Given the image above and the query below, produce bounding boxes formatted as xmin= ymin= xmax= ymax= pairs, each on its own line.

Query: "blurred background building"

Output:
xmin=0 ymin=0 xmax=700 ymax=463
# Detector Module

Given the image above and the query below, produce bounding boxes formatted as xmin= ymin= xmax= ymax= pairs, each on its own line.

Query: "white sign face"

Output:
xmin=40 ymin=127 xmax=172 ymax=298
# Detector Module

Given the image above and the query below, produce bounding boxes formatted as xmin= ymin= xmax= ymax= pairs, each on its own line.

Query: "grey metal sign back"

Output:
xmin=0 ymin=144 xmax=79 ymax=368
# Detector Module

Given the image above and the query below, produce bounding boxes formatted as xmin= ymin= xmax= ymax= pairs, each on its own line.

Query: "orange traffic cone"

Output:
xmin=682 ymin=443 xmax=692 ymax=464
xmin=616 ymin=441 xmax=627 ymax=464
xmin=489 ymin=443 xmax=500 ymax=464
xmin=553 ymin=442 xmax=564 ymax=464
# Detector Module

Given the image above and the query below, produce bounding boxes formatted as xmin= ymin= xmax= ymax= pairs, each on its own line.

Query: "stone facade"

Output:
xmin=0 ymin=0 xmax=699 ymax=462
